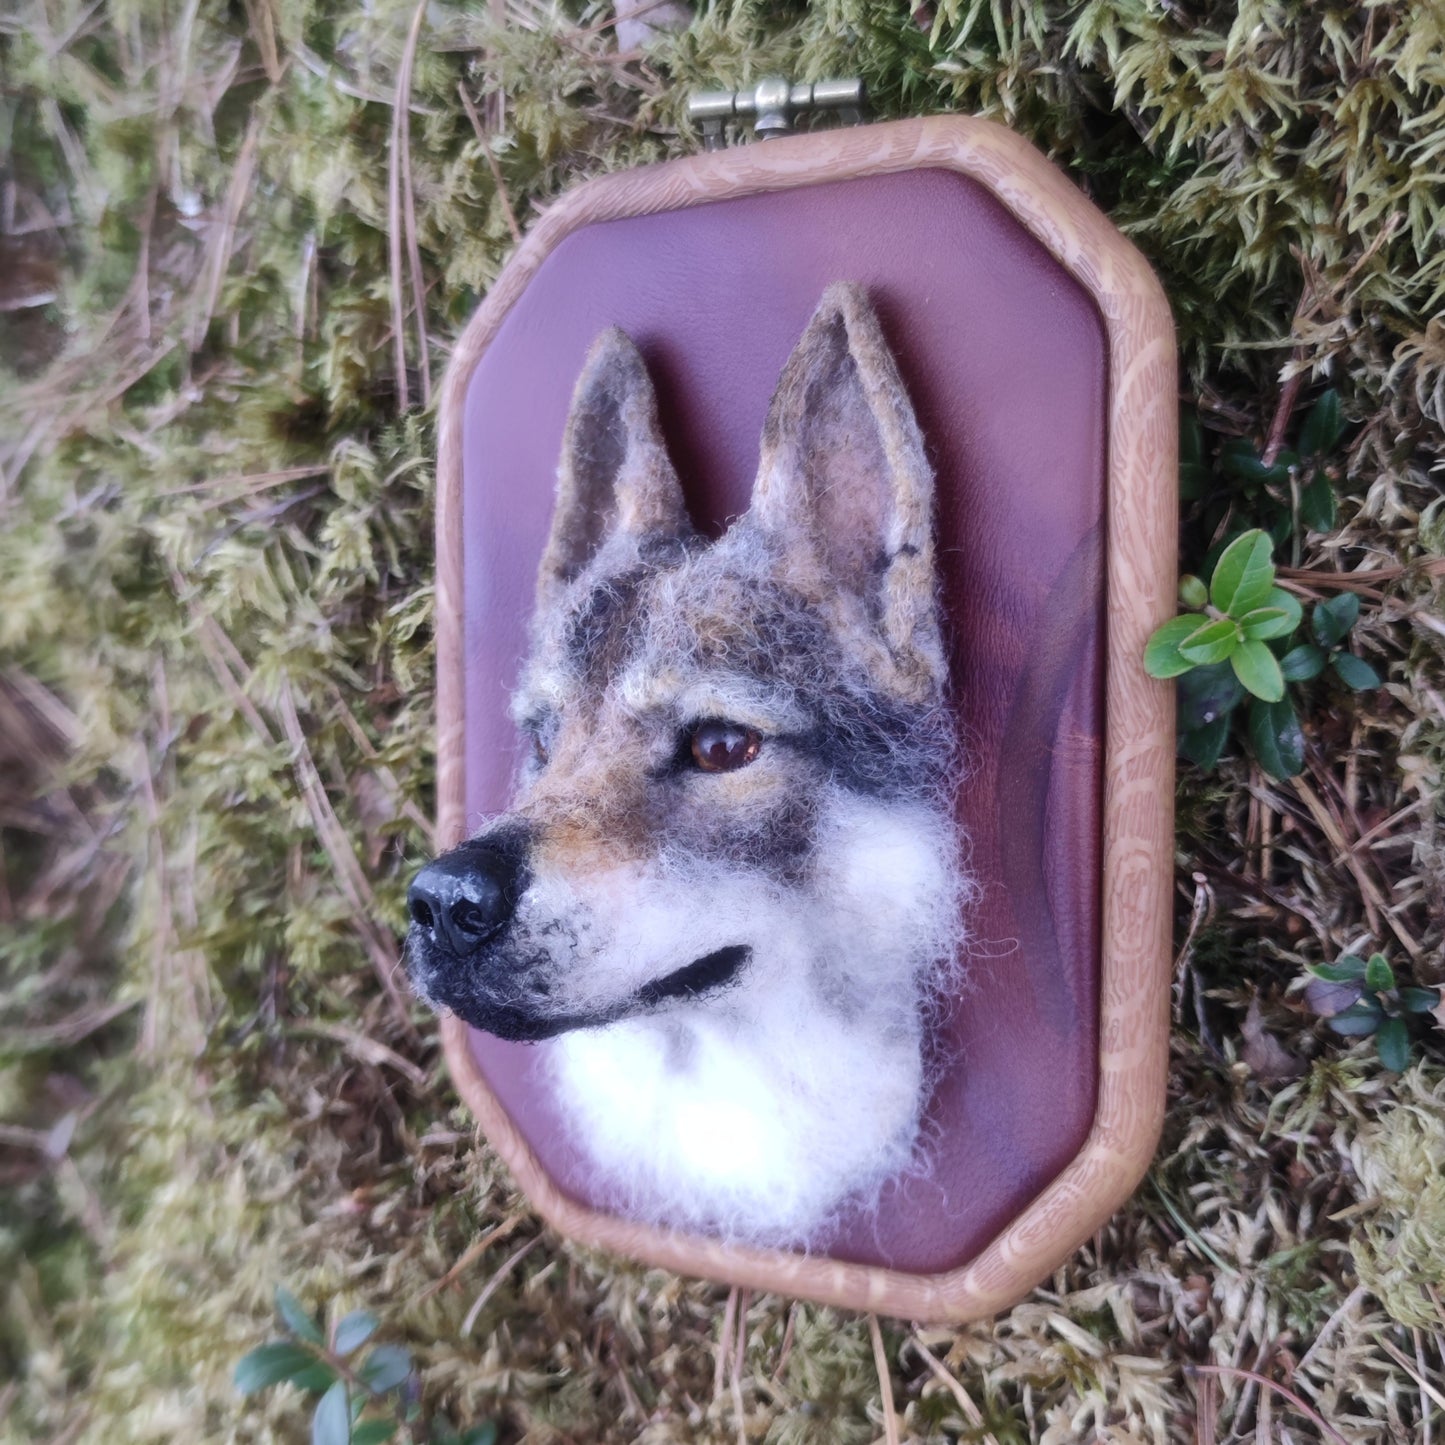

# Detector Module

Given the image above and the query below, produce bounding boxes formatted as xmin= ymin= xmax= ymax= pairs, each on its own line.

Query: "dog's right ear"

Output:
xmin=538 ymin=328 xmax=692 ymax=600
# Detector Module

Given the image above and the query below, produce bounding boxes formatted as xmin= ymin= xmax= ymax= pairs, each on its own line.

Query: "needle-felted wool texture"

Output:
xmin=4 ymin=2 xmax=1445 ymax=1442
xmin=407 ymin=284 xmax=968 ymax=1247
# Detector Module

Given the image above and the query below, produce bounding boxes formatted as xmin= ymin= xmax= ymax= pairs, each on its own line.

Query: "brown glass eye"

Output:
xmin=690 ymin=720 xmax=762 ymax=773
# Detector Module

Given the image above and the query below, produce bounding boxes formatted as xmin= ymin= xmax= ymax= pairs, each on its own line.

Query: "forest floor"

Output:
xmin=2 ymin=2 xmax=1444 ymax=1442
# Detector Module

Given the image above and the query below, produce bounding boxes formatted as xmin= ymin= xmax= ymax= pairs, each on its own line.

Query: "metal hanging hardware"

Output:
xmin=687 ymin=77 xmax=866 ymax=151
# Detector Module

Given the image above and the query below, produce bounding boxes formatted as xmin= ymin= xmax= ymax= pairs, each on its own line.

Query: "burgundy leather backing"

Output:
xmin=459 ymin=166 xmax=1106 ymax=1274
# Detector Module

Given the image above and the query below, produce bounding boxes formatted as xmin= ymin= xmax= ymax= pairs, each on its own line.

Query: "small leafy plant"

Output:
xmin=1144 ymin=529 xmax=1379 ymax=777
xmin=235 ymin=1288 xmax=495 ymax=1445
xmin=1305 ymin=952 xmax=1441 ymax=1072
xmin=1183 ymin=388 xmax=1347 ymax=548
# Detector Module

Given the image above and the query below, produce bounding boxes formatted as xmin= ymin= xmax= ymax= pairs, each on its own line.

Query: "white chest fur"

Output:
xmin=547 ymin=984 xmax=925 ymax=1245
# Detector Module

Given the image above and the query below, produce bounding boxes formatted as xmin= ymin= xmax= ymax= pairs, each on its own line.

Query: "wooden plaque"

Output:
xmin=433 ymin=114 xmax=1176 ymax=1322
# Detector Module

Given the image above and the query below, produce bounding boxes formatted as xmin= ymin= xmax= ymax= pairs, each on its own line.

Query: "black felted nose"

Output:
xmin=408 ymin=845 xmax=521 ymax=957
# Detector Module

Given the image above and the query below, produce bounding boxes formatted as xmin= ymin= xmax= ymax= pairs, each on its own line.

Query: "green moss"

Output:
xmin=2 ymin=1 xmax=1444 ymax=1441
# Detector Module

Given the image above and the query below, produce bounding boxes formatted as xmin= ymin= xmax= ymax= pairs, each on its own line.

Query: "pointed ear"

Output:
xmin=538 ymin=328 xmax=692 ymax=599
xmin=751 ymin=283 xmax=945 ymax=698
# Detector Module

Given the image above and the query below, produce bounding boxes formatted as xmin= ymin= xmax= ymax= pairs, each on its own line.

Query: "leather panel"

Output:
xmin=458 ymin=166 xmax=1106 ymax=1273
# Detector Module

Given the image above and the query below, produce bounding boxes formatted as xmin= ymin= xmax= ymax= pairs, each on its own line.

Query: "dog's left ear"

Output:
xmin=538 ymin=328 xmax=693 ymax=602
xmin=751 ymin=283 xmax=945 ymax=700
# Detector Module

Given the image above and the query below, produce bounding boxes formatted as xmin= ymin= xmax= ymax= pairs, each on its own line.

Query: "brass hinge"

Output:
xmin=687 ymin=77 xmax=867 ymax=151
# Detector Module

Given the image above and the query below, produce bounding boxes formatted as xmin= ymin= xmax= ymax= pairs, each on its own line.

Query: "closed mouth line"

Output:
xmin=635 ymin=944 xmax=753 ymax=1009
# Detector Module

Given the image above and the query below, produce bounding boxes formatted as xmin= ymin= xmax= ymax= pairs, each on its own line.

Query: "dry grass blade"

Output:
xmin=1291 ymin=774 xmax=1421 ymax=958
xmin=458 ymin=80 xmax=522 ymax=244
xmin=460 ymin=1235 xmax=540 ymax=1336
xmin=715 ymin=1285 xmax=738 ymax=1402
xmin=189 ymin=117 xmax=261 ymax=352
xmin=908 ymin=1334 xmax=1001 ymax=1444
xmin=869 ymin=1315 xmax=900 ymax=1445
xmin=1377 ymin=1335 xmax=1445 ymax=1416
xmin=731 ymin=1288 xmax=749 ymax=1445
xmin=1186 ymin=1364 xmax=1349 ymax=1445
xmin=387 ymin=0 xmax=431 ymax=413
xmin=410 ymin=1215 xmax=524 ymax=1304
xmin=299 ymin=1021 xmax=428 ymax=1089
xmin=274 ymin=680 xmax=414 ymax=1033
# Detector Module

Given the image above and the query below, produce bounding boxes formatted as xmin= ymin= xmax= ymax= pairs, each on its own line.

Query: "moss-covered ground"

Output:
xmin=2 ymin=2 xmax=1444 ymax=1440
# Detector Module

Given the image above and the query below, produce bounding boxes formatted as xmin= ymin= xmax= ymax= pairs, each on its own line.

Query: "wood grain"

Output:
xmin=433 ymin=114 xmax=1177 ymax=1323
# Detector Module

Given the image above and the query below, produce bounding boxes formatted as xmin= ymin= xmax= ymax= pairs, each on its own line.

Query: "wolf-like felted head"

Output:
xmin=408 ymin=283 xmax=965 ymax=1245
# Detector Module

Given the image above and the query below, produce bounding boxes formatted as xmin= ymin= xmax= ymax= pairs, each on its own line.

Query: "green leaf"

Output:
xmin=333 ymin=1312 xmax=379 ymax=1356
xmin=1180 ymin=461 xmax=1209 ymax=502
xmin=277 ymin=1288 xmax=326 ymax=1347
xmin=313 ymin=1381 xmax=351 ymax=1445
xmin=1237 ymin=607 xmax=1289 ymax=640
xmin=1178 ymin=617 xmax=1242 ymax=665
xmin=1144 ymin=614 xmax=1208 ymax=679
xmin=1400 ymin=986 xmax=1442 ymax=1013
xmin=1300 ymin=471 xmax=1337 ymax=533
xmin=1211 ymin=530 xmax=1276 ymax=616
xmin=1220 ymin=439 xmax=1285 ymax=485
xmin=1177 ymin=660 xmax=1246 ymax=732
xmin=1179 ymin=715 xmax=1230 ymax=771
xmin=236 ymin=1343 xmax=322 ymax=1396
xmin=1239 ymin=587 xmax=1302 ymax=640
xmin=359 ymin=1345 xmax=412 ymax=1394
xmin=351 ymin=1423 xmax=398 ymax=1445
xmin=1310 ymin=955 xmax=1368 ymax=983
xmin=1365 ymin=953 xmax=1395 ymax=992
xmin=294 ymin=1361 xmax=341 ymax=1394
xmin=461 ymin=1426 xmax=499 ymax=1445
xmin=1248 ymin=697 xmax=1305 ymax=779
xmin=1331 ymin=651 xmax=1381 ymax=690
xmin=1327 ymin=1000 xmax=1384 ymax=1037
xmin=1305 ymin=976 xmax=1364 ymax=1017
xmin=1299 ymin=389 xmax=1344 ymax=457
xmin=1312 ymin=593 xmax=1361 ymax=648
xmin=1178 ymin=574 xmax=1209 ymax=610
xmin=1280 ymin=643 xmax=1327 ymax=681
xmin=1231 ymin=639 xmax=1285 ymax=701
xmin=1376 ymin=1017 xmax=1411 ymax=1073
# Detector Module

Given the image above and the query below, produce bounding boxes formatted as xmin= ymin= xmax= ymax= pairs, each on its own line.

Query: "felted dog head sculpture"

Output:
xmin=407 ymin=283 xmax=965 ymax=1246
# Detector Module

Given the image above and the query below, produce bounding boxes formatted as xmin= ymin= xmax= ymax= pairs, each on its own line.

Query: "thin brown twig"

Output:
xmin=189 ymin=115 xmax=261 ymax=351
xmin=386 ymin=0 xmax=431 ymax=414
xmin=1416 ymin=1328 xmax=1435 ymax=1445
xmin=731 ymin=1287 xmax=750 ymax=1445
xmin=461 ymin=1235 xmax=540 ymax=1335
xmin=386 ymin=10 xmax=415 ymax=411
xmin=400 ymin=0 xmax=430 ymax=408
xmin=1275 ymin=558 xmax=1445 ymax=595
xmin=155 ymin=464 xmax=332 ymax=500
xmin=457 ymin=80 xmax=522 ymax=244
xmin=411 ymin=1215 xmax=524 ymax=1304
xmin=297 ymin=1020 xmax=428 ymax=1089
xmin=715 ymin=1286 xmax=737 ymax=1401
xmin=240 ymin=0 xmax=284 ymax=83
xmin=1376 ymin=1334 xmax=1445 ymax=1417
xmin=1185 ymin=1364 xmax=1348 ymax=1445
xmin=773 ymin=1300 xmax=799 ymax=1381
xmin=1297 ymin=1284 xmax=1367 ymax=1374
xmin=1293 ymin=771 xmax=1421 ymax=959
xmin=908 ymin=1334 xmax=1001 ymax=1445
xmin=868 ymin=1315 xmax=900 ymax=1445
xmin=274 ymin=680 xmax=415 ymax=1033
